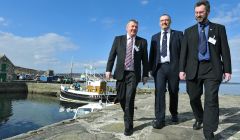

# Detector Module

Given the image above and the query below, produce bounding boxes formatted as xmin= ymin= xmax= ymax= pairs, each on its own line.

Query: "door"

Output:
xmin=0 ymin=73 xmax=6 ymax=82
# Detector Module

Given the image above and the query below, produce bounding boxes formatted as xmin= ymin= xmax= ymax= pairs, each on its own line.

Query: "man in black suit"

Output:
xmin=106 ymin=19 xmax=148 ymax=136
xmin=149 ymin=14 xmax=183 ymax=129
xmin=179 ymin=1 xmax=232 ymax=139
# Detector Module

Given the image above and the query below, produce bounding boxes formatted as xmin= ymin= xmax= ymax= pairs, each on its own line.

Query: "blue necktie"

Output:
xmin=161 ymin=31 xmax=167 ymax=57
xmin=199 ymin=25 xmax=207 ymax=55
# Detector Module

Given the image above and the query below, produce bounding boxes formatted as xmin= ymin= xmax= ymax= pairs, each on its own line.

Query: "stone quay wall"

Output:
xmin=0 ymin=82 xmax=61 ymax=96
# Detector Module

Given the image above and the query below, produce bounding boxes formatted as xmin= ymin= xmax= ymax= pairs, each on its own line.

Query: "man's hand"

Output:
xmin=223 ymin=73 xmax=231 ymax=82
xmin=179 ymin=72 xmax=186 ymax=80
xmin=143 ymin=77 xmax=148 ymax=85
xmin=148 ymin=71 xmax=153 ymax=78
xmin=105 ymin=72 xmax=111 ymax=80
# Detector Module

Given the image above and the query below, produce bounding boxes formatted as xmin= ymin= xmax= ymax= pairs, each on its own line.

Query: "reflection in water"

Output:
xmin=0 ymin=93 xmax=27 ymax=125
xmin=0 ymin=93 xmax=84 ymax=139
xmin=59 ymin=101 xmax=87 ymax=114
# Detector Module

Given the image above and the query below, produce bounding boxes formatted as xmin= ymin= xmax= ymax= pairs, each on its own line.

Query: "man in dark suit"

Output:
xmin=106 ymin=19 xmax=148 ymax=136
xmin=179 ymin=1 xmax=232 ymax=139
xmin=149 ymin=14 xmax=183 ymax=129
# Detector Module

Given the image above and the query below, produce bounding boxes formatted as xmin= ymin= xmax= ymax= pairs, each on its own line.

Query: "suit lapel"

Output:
xmin=157 ymin=33 xmax=161 ymax=50
xmin=156 ymin=33 xmax=161 ymax=63
xmin=208 ymin=22 xmax=215 ymax=37
xmin=208 ymin=22 xmax=215 ymax=47
xmin=192 ymin=24 xmax=199 ymax=57
xmin=169 ymin=30 xmax=174 ymax=54
xmin=122 ymin=35 xmax=127 ymax=59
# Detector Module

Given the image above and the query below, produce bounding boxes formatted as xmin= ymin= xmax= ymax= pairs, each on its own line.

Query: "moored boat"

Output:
xmin=60 ymin=80 xmax=116 ymax=104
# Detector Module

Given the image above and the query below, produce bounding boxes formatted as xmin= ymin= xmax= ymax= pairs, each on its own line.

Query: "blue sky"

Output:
xmin=0 ymin=0 xmax=239 ymax=82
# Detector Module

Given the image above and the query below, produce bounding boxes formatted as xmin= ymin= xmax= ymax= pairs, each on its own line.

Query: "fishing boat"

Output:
xmin=60 ymin=81 xmax=116 ymax=103
xmin=60 ymin=65 xmax=117 ymax=103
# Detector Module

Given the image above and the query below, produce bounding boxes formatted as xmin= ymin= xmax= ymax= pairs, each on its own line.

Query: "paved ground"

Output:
xmin=7 ymin=93 xmax=240 ymax=140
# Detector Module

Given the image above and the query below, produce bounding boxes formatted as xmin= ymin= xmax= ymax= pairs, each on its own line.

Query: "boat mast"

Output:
xmin=70 ymin=56 xmax=73 ymax=80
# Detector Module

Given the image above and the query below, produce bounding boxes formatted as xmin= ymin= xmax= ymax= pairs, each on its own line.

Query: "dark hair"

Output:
xmin=195 ymin=0 xmax=210 ymax=12
xmin=128 ymin=19 xmax=138 ymax=25
xmin=160 ymin=14 xmax=172 ymax=22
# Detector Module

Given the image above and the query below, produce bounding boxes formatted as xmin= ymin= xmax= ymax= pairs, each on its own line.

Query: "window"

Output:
xmin=1 ymin=64 xmax=7 ymax=72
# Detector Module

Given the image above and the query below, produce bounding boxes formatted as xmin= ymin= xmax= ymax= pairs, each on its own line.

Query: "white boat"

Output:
xmin=73 ymin=102 xmax=114 ymax=119
xmin=60 ymin=65 xmax=117 ymax=104
xmin=60 ymin=80 xmax=117 ymax=104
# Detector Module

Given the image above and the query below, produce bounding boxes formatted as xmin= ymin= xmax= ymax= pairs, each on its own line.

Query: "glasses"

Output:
xmin=160 ymin=19 xmax=170 ymax=22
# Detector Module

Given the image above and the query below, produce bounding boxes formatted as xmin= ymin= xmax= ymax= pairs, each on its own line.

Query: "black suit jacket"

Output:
xmin=149 ymin=30 xmax=183 ymax=76
xmin=179 ymin=22 xmax=232 ymax=81
xmin=106 ymin=35 xmax=148 ymax=83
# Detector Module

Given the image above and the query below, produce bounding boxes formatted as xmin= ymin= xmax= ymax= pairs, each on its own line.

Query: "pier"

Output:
xmin=6 ymin=92 xmax=240 ymax=140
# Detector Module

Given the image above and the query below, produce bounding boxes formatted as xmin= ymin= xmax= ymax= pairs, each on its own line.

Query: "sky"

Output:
xmin=0 ymin=0 xmax=239 ymax=82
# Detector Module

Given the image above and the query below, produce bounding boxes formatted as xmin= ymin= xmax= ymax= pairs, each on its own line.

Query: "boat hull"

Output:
xmin=60 ymin=87 xmax=116 ymax=104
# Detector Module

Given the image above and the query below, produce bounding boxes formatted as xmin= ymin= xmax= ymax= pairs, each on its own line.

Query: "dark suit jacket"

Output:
xmin=179 ymin=22 xmax=232 ymax=81
xmin=149 ymin=30 xmax=183 ymax=76
xmin=106 ymin=35 xmax=148 ymax=83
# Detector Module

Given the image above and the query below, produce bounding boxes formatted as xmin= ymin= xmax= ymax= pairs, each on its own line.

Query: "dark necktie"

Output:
xmin=199 ymin=25 xmax=207 ymax=55
xmin=125 ymin=38 xmax=133 ymax=69
xmin=161 ymin=31 xmax=167 ymax=57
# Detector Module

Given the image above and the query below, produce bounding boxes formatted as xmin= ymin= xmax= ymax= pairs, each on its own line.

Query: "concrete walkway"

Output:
xmin=7 ymin=93 xmax=240 ymax=140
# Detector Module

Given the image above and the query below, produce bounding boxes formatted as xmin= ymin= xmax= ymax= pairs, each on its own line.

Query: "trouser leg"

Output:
xmin=186 ymin=79 xmax=204 ymax=122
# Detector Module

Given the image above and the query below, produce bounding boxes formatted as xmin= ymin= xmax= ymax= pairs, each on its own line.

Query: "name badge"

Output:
xmin=134 ymin=46 xmax=139 ymax=52
xmin=208 ymin=36 xmax=216 ymax=45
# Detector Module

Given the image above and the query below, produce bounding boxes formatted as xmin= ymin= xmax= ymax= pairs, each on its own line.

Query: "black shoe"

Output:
xmin=152 ymin=120 xmax=165 ymax=129
xmin=193 ymin=121 xmax=202 ymax=130
xmin=171 ymin=115 xmax=179 ymax=122
xmin=124 ymin=129 xmax=133 ymax=136
xmin=204 ymin=131 xmax=214 ymax=140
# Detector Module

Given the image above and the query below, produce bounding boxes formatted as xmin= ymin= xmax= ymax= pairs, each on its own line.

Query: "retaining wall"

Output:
xmin=0 ymin=82 xmax=61 ymax=96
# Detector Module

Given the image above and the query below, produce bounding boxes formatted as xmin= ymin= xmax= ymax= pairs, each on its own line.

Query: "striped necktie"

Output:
xmin=125 ymin=38 xmax=133 ymax=70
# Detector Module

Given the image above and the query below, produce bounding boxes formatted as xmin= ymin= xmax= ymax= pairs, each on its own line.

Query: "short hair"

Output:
xmin=127 ymin=19 xmax=138 ymax=25
xmin=160 ymin=14 xmax=172 ymax=22
xmin=195 ymin=0 xmax=210 ymax=12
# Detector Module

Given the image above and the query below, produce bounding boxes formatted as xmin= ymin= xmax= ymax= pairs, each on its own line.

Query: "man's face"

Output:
xmin=126 ymin=21 xmax=138 ymax=37
xmin=195 ymin=5 xmax=209 ymax=23
xmin=160 ymin=15 xmax=171 ymax=30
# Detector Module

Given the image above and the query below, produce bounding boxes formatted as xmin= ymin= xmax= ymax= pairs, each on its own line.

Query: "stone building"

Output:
xmin=0 ymin=54 xmax=15 ymax=82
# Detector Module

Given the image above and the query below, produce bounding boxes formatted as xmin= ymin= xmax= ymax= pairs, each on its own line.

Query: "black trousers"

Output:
xmin=116 ymin=71 xmax=137 ymax=131
xmin=154 ymin=63 xmax=179 ymax=123
xmin=187 ymin=61 xmax=221 ymax=132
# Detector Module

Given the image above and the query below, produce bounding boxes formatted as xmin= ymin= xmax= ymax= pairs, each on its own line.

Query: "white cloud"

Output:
xmin=141 ymin=0 xmax=149 ymax=5
xmin=101 ymin=18 xmax=115 ymax=27
xmin=211 ymin=3 xmax=240 ymax=25
xmin=0 ymin=32 xmax=78 ymax=72
xmin=71 ymin=60 xmax=107 ymax=73
xmin=0 ymin=17 xmax=8 ymax=26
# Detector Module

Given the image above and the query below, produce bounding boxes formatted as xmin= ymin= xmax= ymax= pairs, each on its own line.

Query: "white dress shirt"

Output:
xmin=160 ymin=28 xmax=171 ymax=63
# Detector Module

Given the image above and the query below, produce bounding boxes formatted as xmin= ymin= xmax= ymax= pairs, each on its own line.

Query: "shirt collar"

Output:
xmin=198 ymin=20 xmax=210 ymax=28
xmin=127 ymin=34 xmax=136 ymax=40
xmin=161 ymin=28 xmax=171 ymax=34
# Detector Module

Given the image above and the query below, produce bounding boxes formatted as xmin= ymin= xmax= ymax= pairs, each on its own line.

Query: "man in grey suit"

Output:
xmin=149 ymin=14 xmax=183 ymax=129
xmin=179 ymin=1 xmax=232 ymax=139
xmin=106 ymin=19 xmax=148 ymax=136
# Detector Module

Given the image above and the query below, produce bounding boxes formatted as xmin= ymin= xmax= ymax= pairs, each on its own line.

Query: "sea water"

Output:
xmin=0 ymin=93 xmax=85 ymax=139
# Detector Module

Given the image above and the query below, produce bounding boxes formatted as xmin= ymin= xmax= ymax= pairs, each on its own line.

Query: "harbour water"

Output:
xmin=138 ymin=81 xmax=240 ymax=96
xmin=0 ymin=93 xmax=85 ymax=139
